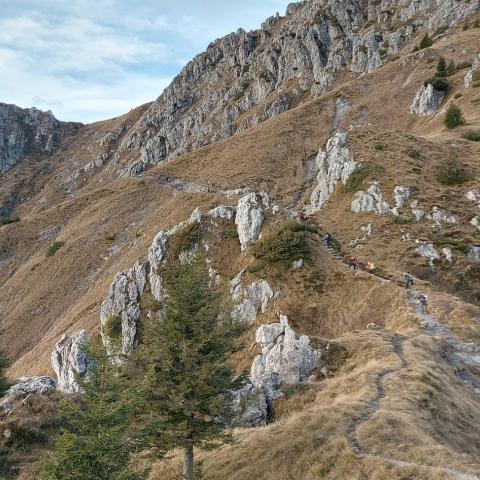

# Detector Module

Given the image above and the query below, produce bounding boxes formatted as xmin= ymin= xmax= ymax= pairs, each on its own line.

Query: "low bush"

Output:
xmin=444 ymin=104 xmax=465 ymax=129
xmin=392 ymin=215 xmax=412 ymax=225
xmin=251 ymin=220 xmax=316 ymax=264
xmin=374 ymin=142 xmax=385 ymax=151
xmin=0 ymin=216 xmax=19 ymax=226
xmin=103 ymin=315 xmax=122 ymax=340
xmin=342 ymin=163 xmax=385 ymax=192
xmin=168 ymin=222 xmax=201 ymax=259
xmin=424 ymin=76 xmax=450 ymax=92
xmin=46 ymin=241 xmax=65 ymax=257
xmin=432 ymin=26 xmax=448 ymax=37
xmin=436 ymin=157 xmax=470 ymax=185
xmin=432 ymin=236 xmax=469 ymax=254
xmin=104 ymin=233 xmax=116 ymax=241
xmin=463 ymin=131 xmax=480 ymax=141
xmin=405 ymin=147 xmax=422 ymax=160
xmin=419 ymin=33 xmax=433 ymax=49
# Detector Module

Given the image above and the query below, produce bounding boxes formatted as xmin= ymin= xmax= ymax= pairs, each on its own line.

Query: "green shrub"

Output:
xmin=475 ymin=19 xmax=480 ymax=28
xmin=436 ymin=158 xmax=470 ymax=185
xmin=433 ymin=26 xmax=448 ymax=37
xmin=405 ymin=147 xmax=422 ymax=160
xmin=392 ymin=215 xmax=412 ymax=225
xmin=454 ymin=93 xmax=463 ymax=99
xmin=374 ymin=142 xmax=385 ymax=151
xmin=251 ymin=220 xmax=316 ymax=263
xmin=432 ymin=237 xmax=469 ymax=254
xmin=424 ymin=76 xmax=450 ymax=92
xmin=463 ymin=130 xmax=480 ymax=141
xmin=444 ymin=104 xmax=465 ymax=129
xmin=46 ymin=241 xmax=65 ymax=257
xmin=419 ymin=34 xmax=433 ymax=49
xmin=436 ymin=57 xmax=447 ymax=77
xmin=169 ymin=222 xmax=201 ymax=259
xmin=342 ymin=163 xmax=385 ymax=192
xmin=103 ymin=315 xmax=122 ymax=340
xmin=0 ymin=216 xmax=19 ymax=225
xmin=463 ymin=21 xmax=470 ymax=30
xmin=104 ymin=233 xmax=116 ymax=241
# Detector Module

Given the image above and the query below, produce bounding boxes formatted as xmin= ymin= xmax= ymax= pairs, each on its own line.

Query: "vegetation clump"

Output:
xmin=436 ymin=157 xmax=470 ymax=185
xmin=342 ymin=162 xmax=385 ymax=192
xmin=0 ymin=216 xmax=19 ymax=226
xmin=444 ymin=104 xmax=465 ymax=129
xmin=374 ymin=142 xmax=385 ymax=151
xmin=419 ymin=33 xmax=433 ymax=50
xmin=251 ymin=220 xmax=316 ymax=263
xmin=46 ymin=241 xmax=65 ymax=257
xmin=392 ymin=215 xmax=412 ymax=225
xmin=405 ymin=147 xmax=422 ymax=160
xmin=463 ymin=131 xmax=480 ymax=141
xmin=104 ymin=234 xmax=116 ymax=241
xmin=103 ymin=315 xmax=122 ymax=341
xmin=169 ymin=223 xmax=201 ymax=259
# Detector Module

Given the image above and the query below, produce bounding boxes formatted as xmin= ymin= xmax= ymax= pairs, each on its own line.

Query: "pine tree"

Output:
xmin=42 ymin=340 xmax=145 ymax=480
xmin=134 ymin=255 xmax=245 ymax=480
xmin=436 ymin=57 xmax=447 ymax=77
xmin=419 ymin=33 xmax=433 ymax=49
xmin=444 ymin=104 xmax=465 ymax=129
xmin=0 ymin=343 xmax=10 ymax=398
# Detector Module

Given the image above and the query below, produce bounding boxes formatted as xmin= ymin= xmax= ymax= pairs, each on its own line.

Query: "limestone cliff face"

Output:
xmin=0 ymin=103 xmax=61 ymax=173
xmin=116 ymin=0 xmax=478 ymax=176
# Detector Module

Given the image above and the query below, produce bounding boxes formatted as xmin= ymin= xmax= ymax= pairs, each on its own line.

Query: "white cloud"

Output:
xmin=1 ymin=0 xmax=291 ymax=123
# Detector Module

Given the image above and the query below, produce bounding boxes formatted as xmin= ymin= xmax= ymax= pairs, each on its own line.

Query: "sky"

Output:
xmin=0 ymin=0 xmax=291 ymax=123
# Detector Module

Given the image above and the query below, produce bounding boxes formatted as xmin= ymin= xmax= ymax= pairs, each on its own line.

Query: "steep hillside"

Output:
xmin=1 ymin=0 xmax=480 ymax=478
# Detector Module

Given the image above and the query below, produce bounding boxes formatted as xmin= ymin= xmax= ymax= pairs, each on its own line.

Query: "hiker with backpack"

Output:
xmin=418 ymin=294 xmax=428 ymax=314
xmin=350 ymin=256 xmax=359 ymax=270
xmin=404 ymin=272 xmax=413 ymax=288
xmin=324 ymin=233 xmax=333 ymax=248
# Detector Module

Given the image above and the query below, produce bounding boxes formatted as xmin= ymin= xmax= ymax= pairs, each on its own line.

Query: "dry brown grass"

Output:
xmin=149 ymin=331 xmax=480 ymax=480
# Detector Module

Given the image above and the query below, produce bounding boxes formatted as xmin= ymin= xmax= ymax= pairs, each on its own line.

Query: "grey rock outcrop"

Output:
xmin=0 ymin=103 xmax=61 ymax=173
xmin=306 ymin=131 xmax=357 ymax=214
xmin=100 ymin=261 xmax=149 ymax=358
xmin=415 ymin=242 xmax=440 ymax=266
xmin=351 ymin=182 xmax=391 ymax=215
xmin=208 ymin=205 xmax=236 ymax=221
xmin=230 ymin=271 xmax=273 ymax=323
xmin=410 ymin=200 xmax=426 ymax=221
xmin=51 ymin=330 xmax=92 ymax=393
xmin=409 ymin=84 xmax=444 ymax=116
xmin=233 ymin=314 xmax=322 ymax=427
xmin=464 ymin=54 xmax=480 ymax=87
xmin=114 ymin=0 xmax=477 ymax=176
xmin=235 ymin=193 xmax=264 ymax=250
xmin=251 ymin=315 xmax=320 ymax=391
xmin=1 ymin=376 xmax=57 ymax=411
xmin=393 ymin=186 xmax=410 ymax=211
xmin=428 ymin=206 xmax=457 ymax=229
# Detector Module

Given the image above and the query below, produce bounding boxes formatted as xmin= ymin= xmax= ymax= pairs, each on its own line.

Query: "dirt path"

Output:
xmin=319 ymin=244 xmax=480 ymax=479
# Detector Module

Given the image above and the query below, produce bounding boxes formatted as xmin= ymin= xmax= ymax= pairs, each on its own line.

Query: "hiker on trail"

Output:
xmin=418 ymin=294 xmax=428 ymax=314
xmin=404 ymin=272 xmax=413 ymax=288
xmin=324 ymin=233 xmax=333 ymax=248
xmin=350 ymin=256 xmax=359 ymax=270
xmin=366 ymin=261 xmax=375 ymax=273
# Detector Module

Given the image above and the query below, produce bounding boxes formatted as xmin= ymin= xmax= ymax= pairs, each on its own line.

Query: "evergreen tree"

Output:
xmin=42 ymin=340 xmax=145 ymax=480
xmin=444 ymin=104 xmax=465 ymax=129
xmin=436 ymin=57 xmax=447 ymax=77
xmin=0 ymin=348 xmax=10 ymax=398
xmin=419 ymin=33 xmax=433 ymax=49
xmin=134 ymin=255 xmax=245 ymax=480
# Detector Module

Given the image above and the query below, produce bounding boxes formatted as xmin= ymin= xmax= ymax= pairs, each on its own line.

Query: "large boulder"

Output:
xmin=1 ymin=376 xmax=57 ymax=411
xmin=305 ymin=131 xmax=357 ymax=214
xmin=235 ymin=193 xmax=264 ymax=251
xmin=415 ymin=242 xmax=440 ymax=266
xmin=409 ymin=83 xmax=444 ymax=116
xmin=51 ymin=330 xmax=92 ymax=393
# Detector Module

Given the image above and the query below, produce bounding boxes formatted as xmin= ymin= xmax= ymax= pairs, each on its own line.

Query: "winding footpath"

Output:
xmin=321 ymin=243 xmax=480 ymax=479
